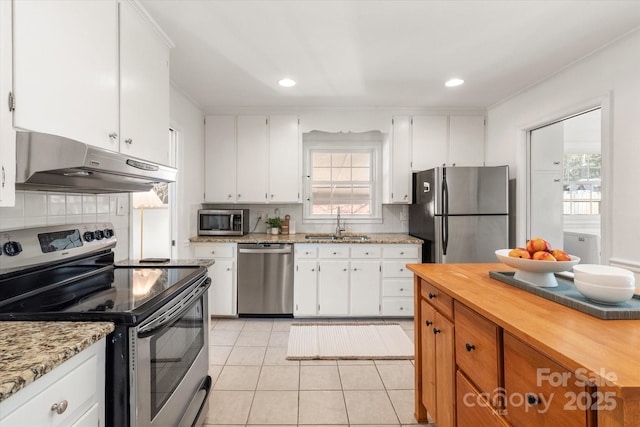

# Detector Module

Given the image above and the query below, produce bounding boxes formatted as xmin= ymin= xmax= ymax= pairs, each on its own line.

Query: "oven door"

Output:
xmin=132 ymin=276 xmax=211 ymax=427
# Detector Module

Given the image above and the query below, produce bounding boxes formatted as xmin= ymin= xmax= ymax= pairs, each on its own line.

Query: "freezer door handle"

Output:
xmin=442 ymin=173 xmax=449 ymax=256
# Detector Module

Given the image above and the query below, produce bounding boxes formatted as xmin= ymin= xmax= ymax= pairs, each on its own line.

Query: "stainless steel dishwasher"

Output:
xmin=237 ymin=243 xmax=294 ymax=316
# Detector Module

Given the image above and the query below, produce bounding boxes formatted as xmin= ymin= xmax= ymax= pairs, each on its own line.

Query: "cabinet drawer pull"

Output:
xmin=108 ymin=132 xmax=118 ymax=140
xmin=526 ymin=394 xmax=541 ymax=407
xmin=425 ymin=320 xmax=433 ymax=326
xmin=399 ymin=288 xmax=404 ymax=291
xmin=333 ymin=252 xmax=337 ymax=255
xmin=553 ymin=161 xmax=561 ymax=165
xmin=400 ymin=251 xmax=405 ymax=255
xmin=432 ymin=328 xmax=441 ymax=335
xmin=51 ymin=400 xmax=68 ymax=415
xmin=428 ymin=293 xmax=436 ymax=299
xmin=465 ymin=343 xmax=476 ymax=352
xmin=353 ymin=268 xmax=358 ymax=271
xmin=399 ymin=306 xmax=404 ymax=310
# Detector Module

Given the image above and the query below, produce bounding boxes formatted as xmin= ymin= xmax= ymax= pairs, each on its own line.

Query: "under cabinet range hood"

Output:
xmin=15 ymin=131 xmax=177 ymax=193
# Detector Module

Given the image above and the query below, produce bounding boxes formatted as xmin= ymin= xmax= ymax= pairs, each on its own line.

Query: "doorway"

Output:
xmin=528 ymin=109 xmax=601 ymax=263
xmin=130 ymin=129 xmax=177 ymax=260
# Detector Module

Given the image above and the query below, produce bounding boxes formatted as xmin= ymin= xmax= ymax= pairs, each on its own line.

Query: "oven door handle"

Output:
xmin=137 ymin=276 xmax=210 ymax=338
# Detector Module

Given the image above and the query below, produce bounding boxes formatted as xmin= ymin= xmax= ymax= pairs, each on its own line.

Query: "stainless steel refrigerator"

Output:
xmin=409 ymin=166 xmax=509 ymax=263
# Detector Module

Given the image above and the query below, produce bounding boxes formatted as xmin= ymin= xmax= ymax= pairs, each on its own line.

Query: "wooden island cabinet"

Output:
xmin=409 ymin=263 xmax=640 ymax=427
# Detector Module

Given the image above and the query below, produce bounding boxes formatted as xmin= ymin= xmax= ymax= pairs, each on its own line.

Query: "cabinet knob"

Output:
xmin=271 ymin=194 xmax=274 ymax=199
xmin=465 ymin=343 xmax=476 ymax=352
xmin=403 ymin=195 xmax=408 ymax=199
xmin=333 ymin=252 xmax=337 ymax=255
xmin=526 ymin=394 xmax=541 ymax=407
xmin=399 ymin=306 xmax=404 ymax=310
xmin=428 ymin=293 xmax=436 ymax=299
xmin=425 ymin=320 xmax=433 ymax=326
xmin=51 ymin=400 xmax=68 ymax=415
xmin=343 ymin=268 xmax=347 ymax=272
xmin=311 ymin=268 xmax=315 ymax=272
xmin=399 ymin=268 xmax=404 ymax=272
xmin=365 ymin=252 xmax=369 ymax=255
xmin=237 ymin=194 xmax=241 ymax=198
xmin=108 ymin=132 xmax=118 ymax=140
xmin=211 ymin=251 xmax=215 ymax=254
xmin=553 ymin=161 xmax=561 ymax=165
xmin=353 ymin=268 xmax=358 ymax=271
xmin=226 ymin=267 xmax=231 ymax=271
xmin=125 ymin=138 xmax=133 ymax=144
xmin=432 ymin=328 xmax=441 ymax=335
xmin=400 ymin=251 xmax=404 ymax=255
xmin=399 ymin=288 xmax=404 ymax=292
xmin=227 ymin=194 xmax=232 ymax=199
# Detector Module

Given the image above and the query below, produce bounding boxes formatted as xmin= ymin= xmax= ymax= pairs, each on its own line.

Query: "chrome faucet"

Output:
xmin=335 ymin=206 xmax=345 ymax=236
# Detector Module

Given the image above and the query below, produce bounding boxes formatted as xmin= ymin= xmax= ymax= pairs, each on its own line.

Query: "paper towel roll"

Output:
xmin=289 ymin=219 xmax=296 ymax=234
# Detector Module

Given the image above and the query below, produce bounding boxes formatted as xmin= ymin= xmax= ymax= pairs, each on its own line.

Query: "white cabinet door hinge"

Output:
xmin=8 ymin=91 xmax=15 ymax=112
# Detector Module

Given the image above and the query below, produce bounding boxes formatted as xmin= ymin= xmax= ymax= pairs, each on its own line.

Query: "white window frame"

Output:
xmin=302 ymin=133 xmax=382 ymax=223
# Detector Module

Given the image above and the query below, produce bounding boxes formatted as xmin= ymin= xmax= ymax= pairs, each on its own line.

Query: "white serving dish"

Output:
xmin=574 ymin=278 xmax=636 ymax=304
xmin=495 ymin=249 xmax=580 ymax=287
xmin=572 ymin=264 xmax=635 ymax=288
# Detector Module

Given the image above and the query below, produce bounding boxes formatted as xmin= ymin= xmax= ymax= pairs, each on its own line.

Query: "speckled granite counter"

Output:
xmin=190 ymin=232 xmax=423 ymax=244
xmin=115 ymin=259 xmax=215 ymax=267
xmin=0 ymin=322 xmax=114 ymax=402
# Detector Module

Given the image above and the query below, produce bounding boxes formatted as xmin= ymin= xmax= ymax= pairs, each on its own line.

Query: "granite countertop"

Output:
xmin=190 ymin=232 xmax=423 ymax=244
xmin=115 ymin=259 xmax=215 ymax=268
xmin=0 ymin=322 xmax=115 ymax=402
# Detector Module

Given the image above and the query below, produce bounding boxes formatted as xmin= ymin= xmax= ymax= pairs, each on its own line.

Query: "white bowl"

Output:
xmin=574 ymin=278 xmax=636 ymax=304
xmin=572 ymin=264 xmax=635 ymax=288
xmin=495 ymin=249 xmax=580 ymax=287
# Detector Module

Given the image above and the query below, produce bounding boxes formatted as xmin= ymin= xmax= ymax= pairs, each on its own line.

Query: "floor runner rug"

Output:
xmin=286 ymin=322 xmax=414 ymax=360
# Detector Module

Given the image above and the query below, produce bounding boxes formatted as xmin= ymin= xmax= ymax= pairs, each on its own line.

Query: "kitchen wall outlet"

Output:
xmin=257 ymin=211 xmax=265 ymax=220
xmin=116 ymin=197 xmax=126 ymax=216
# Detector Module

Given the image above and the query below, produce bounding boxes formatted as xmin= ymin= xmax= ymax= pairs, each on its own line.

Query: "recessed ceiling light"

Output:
xmin=278 ymin=78 xmax=296 ymax=87
xmin=445 ymin=78 xmax=464 ymax=87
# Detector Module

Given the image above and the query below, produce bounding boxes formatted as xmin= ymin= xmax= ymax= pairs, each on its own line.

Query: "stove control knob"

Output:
xmin=94 ymin=230 xmax=105 ymax=240
xmin=103 ymin=229 xmax=114 ymax=238
xmin=3 ymin=241 xmax=22 ymax=256
xmin=83 ymin=231 xmax=95 ymax=242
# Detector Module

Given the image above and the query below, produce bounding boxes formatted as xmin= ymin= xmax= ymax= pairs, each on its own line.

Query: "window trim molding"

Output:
xmin=302 ymin=133 xmax=383 ymax=223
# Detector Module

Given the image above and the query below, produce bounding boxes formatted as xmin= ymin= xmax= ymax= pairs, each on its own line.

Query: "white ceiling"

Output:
xmin=141 ymin=1 xmax=640 ymax=110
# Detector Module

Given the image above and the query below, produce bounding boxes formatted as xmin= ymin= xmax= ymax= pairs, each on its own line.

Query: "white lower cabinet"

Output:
xmin=318 ymin=260 xmax=350 ymax=316
xmin=382 ymin=245 xmax=420 ymax=316
xmin=293 ymin=243 xmax=419 ymax=317
xmin=193 ymin=243 xmax=237 ymax=316
xmin=0 ymin=338 xmax=106 ymax=427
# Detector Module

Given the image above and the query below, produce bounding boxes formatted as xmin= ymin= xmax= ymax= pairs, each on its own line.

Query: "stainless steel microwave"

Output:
xmin=198 ymin=209 xmax=250 ymax=236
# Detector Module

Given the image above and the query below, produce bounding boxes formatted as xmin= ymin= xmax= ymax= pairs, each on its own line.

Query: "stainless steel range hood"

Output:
xmin=15 ymin=131 xmax=177 ymax=193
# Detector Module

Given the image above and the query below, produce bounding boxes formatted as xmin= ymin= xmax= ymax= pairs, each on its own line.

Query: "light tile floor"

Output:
xmin=204 ymin=317 xmax=435 ymax=427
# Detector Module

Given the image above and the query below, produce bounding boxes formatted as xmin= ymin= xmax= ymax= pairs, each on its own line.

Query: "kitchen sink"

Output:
xmin=304 ymin=234 xmax=371 ymax=241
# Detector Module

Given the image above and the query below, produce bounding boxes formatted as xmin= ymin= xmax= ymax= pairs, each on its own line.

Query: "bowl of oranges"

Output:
xmin=495 ymin=238 xmax=580 ymax=287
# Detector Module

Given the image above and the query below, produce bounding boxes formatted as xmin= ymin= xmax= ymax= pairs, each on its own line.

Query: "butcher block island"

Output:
xmin=408 ymin=263 xmax=640 ymax=427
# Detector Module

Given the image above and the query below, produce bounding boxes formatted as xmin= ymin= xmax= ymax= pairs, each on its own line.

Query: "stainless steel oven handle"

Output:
xmin=138 ymin=276 xmax=210 ymax=338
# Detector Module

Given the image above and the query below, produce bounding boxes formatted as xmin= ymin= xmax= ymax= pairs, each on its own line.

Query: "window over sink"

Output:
xmin=303 ymin=131 xmax=382 ymax=223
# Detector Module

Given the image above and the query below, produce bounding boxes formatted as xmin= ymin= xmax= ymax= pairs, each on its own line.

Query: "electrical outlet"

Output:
xmin=257 ymin=211 xmax=265 ymax=220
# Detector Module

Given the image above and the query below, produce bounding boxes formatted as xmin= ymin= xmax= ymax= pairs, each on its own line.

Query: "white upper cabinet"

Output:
xmin=12 ymin=0 xmax=119 ymax=151
xmin=0 ymin=0 xmax=15 ymax=206
xmin=204 ymin=115 xmax=237 ymax=202
xmin=237 ymin=115 xmax=268 ymax=203
xmin=119 ymin=1 xmax=171 ymax=165
xmin=412 ymin=115 xmax=448 ymax=171
xmin=268 ymin=115 xmax=300 ymax=203
xmin=412 ymin=114 xmax=485 ymax=171
xmin=448 ymin=115 xmax=485 ymax=167
xmin=389 ymin=116 xmax=411 ymax=204
xmin=204 ymin=114 xmax=300 ymax=204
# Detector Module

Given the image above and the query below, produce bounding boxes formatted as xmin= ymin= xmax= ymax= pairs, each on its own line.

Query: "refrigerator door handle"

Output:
xmin=442 ymin=173 xmax=449 ymax=255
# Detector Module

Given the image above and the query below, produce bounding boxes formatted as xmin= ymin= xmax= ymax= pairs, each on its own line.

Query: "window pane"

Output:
xmin=333 ymin=186 xmax=353 ymax=201
xmin=353 ymin=185 xmax=371 ymax=198
xmin=312 ymin=185 xmax=331 ymax=201
xmin=352 ymin=203 xmax=370 ymax=214
xmin=332 ymin=167 xmax=351 ymax=181
xmin=352 ymin=167 xmax=370 ymax=181
xmin=332 ymin=153 xmax=350 ymax=167
xmin=334 ymin=204 xmax=352 ymax=215
xmin=313 ymin=203 xmax=332 ymax=215
xmin=313 ymin=167 xmax=331 ymax=181
xmin=313 ymin=153 xmax=331 ymax=167
xmin=352 ymin=153 xmax=370 ymax=167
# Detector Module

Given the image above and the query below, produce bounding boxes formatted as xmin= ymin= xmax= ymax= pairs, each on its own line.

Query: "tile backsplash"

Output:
xmin=0 ymin=191 xmax=131 ymax=261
